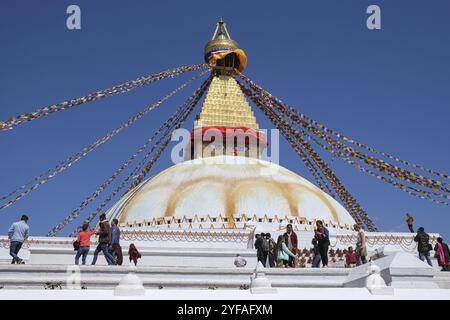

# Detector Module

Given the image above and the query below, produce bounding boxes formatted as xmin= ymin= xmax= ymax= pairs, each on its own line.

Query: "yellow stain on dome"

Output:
xmin=119 ymin=175 xmax=339 ymax=226
xmin=285 ymin=183 xmax=339 ymax=223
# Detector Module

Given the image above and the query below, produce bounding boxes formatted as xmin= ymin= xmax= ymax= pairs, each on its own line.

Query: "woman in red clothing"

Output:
xmin=75 ymin=223 xmax=95 ymax=265
xmin=128 ymin=243 xmax=141 ymax=266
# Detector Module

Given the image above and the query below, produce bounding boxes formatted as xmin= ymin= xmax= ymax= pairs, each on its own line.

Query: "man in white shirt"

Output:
xmin=8 ymin=215 xmax=30 ymax=264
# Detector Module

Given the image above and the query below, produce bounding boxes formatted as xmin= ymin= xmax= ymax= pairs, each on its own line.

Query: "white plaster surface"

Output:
xmin=0 ymin=288 xmax=449 ymax=300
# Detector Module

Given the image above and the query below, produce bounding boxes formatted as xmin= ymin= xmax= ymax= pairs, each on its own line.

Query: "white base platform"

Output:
xmin=1 ymin=288 xmax=450 ymax=300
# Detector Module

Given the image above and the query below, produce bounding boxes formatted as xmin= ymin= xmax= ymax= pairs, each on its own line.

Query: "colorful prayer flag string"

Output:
xmin=48 ymin=77 xmax=212 ymax=236
xmin=236 ymin=71 xmax=450 ymax=204
xmin=68 ymin=77 xmax=213 ymax=237
xmin=0 ymin=69 xmax=210 ymax=211
xmin=236 ymin=71 xmax=450 ymax=183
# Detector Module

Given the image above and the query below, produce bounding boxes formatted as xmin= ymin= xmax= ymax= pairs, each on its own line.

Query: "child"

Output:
xmin=128 ymin=243 xmax=142 ymax=266
xmin=234 ymin=254 xmax=247 ymax=267
xmin=345 ymin=246 xmax=357 ymax=268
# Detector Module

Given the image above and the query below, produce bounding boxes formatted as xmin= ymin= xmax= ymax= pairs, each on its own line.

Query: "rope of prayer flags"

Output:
xmin=236 ymin=71 xmax=450 ymax=204
xmin=295 ymin=121 xmax=450 ymax=205
xmin=241 ymin=76 xmax=450 ymax=205
xmin=49 ymin=77 xmax=212 ymax=236
xmin=236 ymin=71 xmax=450 ymax=184
xmin=291 ymin=116 xmax=449 ymax=206
xmin=68 ymin=77 xmax=212 ymax=237
xmin=238 ymin=81 xmax=375 ymax=231
xmin=240 ymin=81 xmax=378 ymax=231
xmin=129 ymin=77 xmax=213 ymax=189
xmin=0 ymin=69 xmax=210 ymax=211
xmin=0 ymin=64 xmax=208 ymax=132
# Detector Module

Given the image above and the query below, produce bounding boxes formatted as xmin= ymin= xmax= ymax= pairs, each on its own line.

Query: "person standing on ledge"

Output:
xmin=275 ymin=235 xmax=297 ymax=267
xmin=406 ymin=213 xmax=414 ymax=233
xmin=414 ymin=227 xmax=432 ymax=267
xmin=354 ymin=224 xmax=367 ymax=265
xmin=109 ymin=219 xmax=122 ymax=265
xmin=434 ymin=237 xmax=450 ymax=271
xmin=8 ymin=215 xmax=29 ymax=265
xmin=75 ymin=223 xmax=94 ymax=265
xmin=254 ymin=233 xmax=266 ymax=267
xmin=314 ymin=220 xmax=330 ymax=268
xmin=311 ymin=237 xmax=321 ymax=268
xmin=266 ymin=233 xmax=277 ymax=268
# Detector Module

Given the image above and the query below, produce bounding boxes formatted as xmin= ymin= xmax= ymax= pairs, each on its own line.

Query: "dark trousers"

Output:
xmin=257 ymin=252 xmax=268 ymax=267
xmin=408 ymin=224 xmax=414 ymax=233
xmin=288 ymin=255 xmax=295 ymax=267
xmin=10 ymin=241 xmax=23 ymax=263
xmin=130 ymin=252 xmax=140 ymax=266
xmin=111 ymin=244 xmax=123 ymax=265
xmin=356 ymin=252 xmax=367 ymax=266
xmin=268 ymin=253 xmax=276 ymax=268
xmin=318 ymin=242 xmax=329 ymax=267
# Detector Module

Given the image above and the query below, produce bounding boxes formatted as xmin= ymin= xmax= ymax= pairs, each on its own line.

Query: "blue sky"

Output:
xmin=0 ymin=0 xmax=449 ymax=237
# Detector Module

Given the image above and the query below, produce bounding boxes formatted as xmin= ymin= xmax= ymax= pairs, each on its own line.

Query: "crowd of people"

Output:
xmin=250 ymin=221 xmax=351 ymax=269
xmin=7 ymin=213 xmax=142 ymax=266
xmin=247 ymin=218 xmax=450 ymax=270
xmin=73 ymin=214 xmax=141 ymax=266
xmin=414 ymin=226 xmax=450 ymax=271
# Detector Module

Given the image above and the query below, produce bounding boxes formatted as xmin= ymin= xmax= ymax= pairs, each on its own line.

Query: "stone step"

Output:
xmin=0 ymin=264 xmax=351 ymax=290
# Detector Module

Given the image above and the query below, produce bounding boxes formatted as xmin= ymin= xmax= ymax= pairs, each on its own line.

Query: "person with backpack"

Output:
xmin=254 ymin=233 xmax=268 ymax=267
xmin=265 ymin=233 xmax=277 ymax=268
xmin=74 ymin=223 xmax=94 ymax=265
xmin=414 ymin=227 xmax=432 ymax=267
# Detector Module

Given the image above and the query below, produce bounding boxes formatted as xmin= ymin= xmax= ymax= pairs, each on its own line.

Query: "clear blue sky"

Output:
xmin=0 ymin=0 xmax=449 ymax=237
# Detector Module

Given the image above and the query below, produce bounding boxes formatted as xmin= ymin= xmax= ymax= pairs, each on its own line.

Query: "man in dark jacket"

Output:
xmin=414 ymin=227 xmax=432 ymax=267
xmin=91 ymin=214 xmax=115 ymax=265
xmin=254 ymin=233 xmax=267 ymax=267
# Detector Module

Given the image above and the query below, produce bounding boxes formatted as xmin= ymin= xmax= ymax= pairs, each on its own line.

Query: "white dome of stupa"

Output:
xmin=106 ymin=156 xmax=356 ymax=228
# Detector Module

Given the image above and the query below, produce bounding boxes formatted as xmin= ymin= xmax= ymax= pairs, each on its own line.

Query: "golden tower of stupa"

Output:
xmin=191 ymin=19 xmax=265 ymax=159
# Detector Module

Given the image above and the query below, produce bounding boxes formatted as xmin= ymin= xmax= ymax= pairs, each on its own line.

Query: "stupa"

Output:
xmin=105 ymin=18 xmax=357 ymax=240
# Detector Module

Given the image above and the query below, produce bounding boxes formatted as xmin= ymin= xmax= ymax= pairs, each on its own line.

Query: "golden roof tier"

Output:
xmin=195 ymin=75 xmax=259 ymax=129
